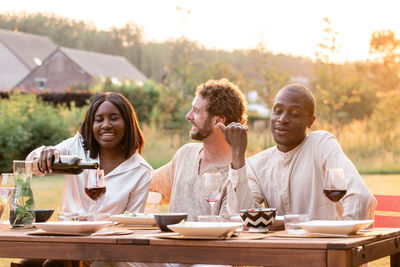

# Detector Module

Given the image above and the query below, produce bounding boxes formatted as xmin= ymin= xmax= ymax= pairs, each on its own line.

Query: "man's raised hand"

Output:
xmin=217 ymin=122 xmax=248 ymax=169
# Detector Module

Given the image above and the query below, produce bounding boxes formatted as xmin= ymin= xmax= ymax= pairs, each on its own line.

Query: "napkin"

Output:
xmin=27 ymin=229 xmax=134 ymax=236
xmin=269 ymin=229 xmax=384 ymax=238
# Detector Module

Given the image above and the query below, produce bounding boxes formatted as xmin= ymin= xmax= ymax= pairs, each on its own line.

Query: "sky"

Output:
xmin=1 ymin=0 xmax=400 ymax=62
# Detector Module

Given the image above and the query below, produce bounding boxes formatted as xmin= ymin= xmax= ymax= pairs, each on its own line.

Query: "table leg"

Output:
xmin=391 ymin=252 xmax=400 ymax=267
xmin=327 ymin=250 xmax=351 ymax=267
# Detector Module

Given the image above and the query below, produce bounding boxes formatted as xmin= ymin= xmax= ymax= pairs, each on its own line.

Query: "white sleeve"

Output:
xmin=126 ymin=167 xmax=152 ymax=213
xmin=226 ymin=161 xmax=259 ymax=213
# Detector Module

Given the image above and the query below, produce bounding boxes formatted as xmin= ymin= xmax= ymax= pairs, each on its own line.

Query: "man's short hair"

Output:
xmin=278 ymin=84 xmax=316 ymax=116
xmin=195 ymin=78 xmax=247 ymax=125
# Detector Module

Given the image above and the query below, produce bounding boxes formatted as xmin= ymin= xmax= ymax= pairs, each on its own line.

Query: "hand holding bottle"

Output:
xmin=36 ymin=146 xmax=60 ymax=174
xmin=33 ymin=147 xmax=98 ymax=175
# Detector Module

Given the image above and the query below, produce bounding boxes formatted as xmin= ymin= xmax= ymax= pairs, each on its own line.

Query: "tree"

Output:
xmin=93 ymin=79 xmax=160 ymax=124
xmin=249 ymin=42 xmax=290 ymax=109
xmin=368 ymin=30 xmax=400 ymax=93
xmin=312 ymin=17 xmax=377 ymax=130
xmin=370 ymin=91 xmax=400 ymax=150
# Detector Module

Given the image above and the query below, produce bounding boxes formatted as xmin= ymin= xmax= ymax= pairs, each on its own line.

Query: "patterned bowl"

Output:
xmin=239 ymin=208 xmax=277 ymax=232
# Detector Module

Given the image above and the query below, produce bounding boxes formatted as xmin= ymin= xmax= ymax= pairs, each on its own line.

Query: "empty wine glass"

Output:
xmin=0 ymin=173 xmax=15 ymax=221
xmin=201 ymin=172 xmax=223 ymax=221
xmin=323 ymin=168 xmax=347 ymax=220
xmin=85 ymin=169 xmax=106 ymax=218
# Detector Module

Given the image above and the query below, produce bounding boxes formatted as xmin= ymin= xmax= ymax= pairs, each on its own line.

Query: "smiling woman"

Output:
xmin=21 ymin=92 xmax=152 ymax=267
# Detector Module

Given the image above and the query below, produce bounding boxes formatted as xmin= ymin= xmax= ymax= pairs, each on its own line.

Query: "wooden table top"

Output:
xmin=0 ymin=225 xmax=398 ymax=266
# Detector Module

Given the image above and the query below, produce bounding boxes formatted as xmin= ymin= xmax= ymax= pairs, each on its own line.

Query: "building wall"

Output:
xmin=18 ymin=50 xmax=92 ymax=91
xmin=0 ymin=42 xmax=30 ymax=90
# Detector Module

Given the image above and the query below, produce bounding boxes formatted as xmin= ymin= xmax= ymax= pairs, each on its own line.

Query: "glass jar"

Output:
xmin=9 ymin=160 xmax=35 ymax=227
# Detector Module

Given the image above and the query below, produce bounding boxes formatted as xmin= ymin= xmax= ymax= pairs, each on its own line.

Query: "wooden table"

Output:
xmin=0 ymin=227 xmax=399 ymax=266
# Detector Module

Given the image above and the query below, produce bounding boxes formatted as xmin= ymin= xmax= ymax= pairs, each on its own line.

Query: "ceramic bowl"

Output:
xmin=239 ymin=208 xmax=277 ymax=232
xmin=154 ymin=213 xmax=188 ymax=232
xmin=35 ymin=209 xmax=55 ymax=222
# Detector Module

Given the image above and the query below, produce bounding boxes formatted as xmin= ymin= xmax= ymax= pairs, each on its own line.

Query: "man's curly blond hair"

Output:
xmin=195 ymin=78 xmax=247 ymax=125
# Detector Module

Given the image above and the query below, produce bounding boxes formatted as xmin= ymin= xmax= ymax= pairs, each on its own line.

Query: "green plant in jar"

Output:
xmin=9 ymin=175 xmax=35 ymax=227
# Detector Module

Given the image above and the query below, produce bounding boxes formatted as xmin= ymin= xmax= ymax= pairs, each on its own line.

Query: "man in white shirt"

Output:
xmin=222 ymin=84 xmax=376 ymax=220
xmin=151 ymin=78 xmax=252 ymax=221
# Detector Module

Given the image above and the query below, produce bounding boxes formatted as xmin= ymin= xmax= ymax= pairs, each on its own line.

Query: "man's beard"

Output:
xmin=190 ymin=116 xmax=213 ymax=141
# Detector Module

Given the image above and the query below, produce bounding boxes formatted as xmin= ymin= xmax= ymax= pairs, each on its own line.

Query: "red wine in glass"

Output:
xmin=323 ymin=189 xmax=347 ymax=202
xmin=85 ymin=169 xmax=106 ymax=217
xmin=85 ymin=187 xmax=106 ymax=201
xmin=324 ymin=168 xmax=347 ymax=220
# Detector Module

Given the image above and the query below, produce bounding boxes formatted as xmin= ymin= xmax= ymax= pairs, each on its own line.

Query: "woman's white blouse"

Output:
xmin=26 ymin=133 xmax=152 ymax=215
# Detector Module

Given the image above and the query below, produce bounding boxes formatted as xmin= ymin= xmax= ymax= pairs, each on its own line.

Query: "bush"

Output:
xmin=92 ymin=79 xmax=160 ymax=124
xmin=0 ymin=93 xmax=86 ymax=172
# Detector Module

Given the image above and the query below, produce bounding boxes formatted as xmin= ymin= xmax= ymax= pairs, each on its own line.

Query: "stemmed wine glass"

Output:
xmin=85 ymin=169 xmax=106 ymax=218
xmin=201 ymin=172 xmax=223 ymax=221
xmin=323 ymin=168 xmax=347 ymax=220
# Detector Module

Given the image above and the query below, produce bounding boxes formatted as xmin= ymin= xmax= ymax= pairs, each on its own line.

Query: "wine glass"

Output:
xmin=85 ymin=169 xmax=106 ymax=218
xmin=201 ymin=172 xmax=223 ymax=221
xmin=323 ymin=168 xmax=347 ymax=220
xmin=0 ymin=173 xmax=15 ymax=221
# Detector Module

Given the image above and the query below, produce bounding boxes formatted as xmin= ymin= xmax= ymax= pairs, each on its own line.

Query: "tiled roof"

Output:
xmin=60 ymin=47 xmax=148 ymax=82
xmin=0 ymin=29 xmax=58 ymax=70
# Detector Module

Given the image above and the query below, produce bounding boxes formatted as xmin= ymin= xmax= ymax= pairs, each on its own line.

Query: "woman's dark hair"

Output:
xmin=79 ymin=92 xmax=145 ymax=159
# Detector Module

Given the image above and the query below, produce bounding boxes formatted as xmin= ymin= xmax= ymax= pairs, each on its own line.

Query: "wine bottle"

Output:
xmin=52 ymin=155 xmax=98 ymax=174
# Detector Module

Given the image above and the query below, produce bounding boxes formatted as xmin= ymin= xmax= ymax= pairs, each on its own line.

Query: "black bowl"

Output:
xmin=35 ymin=209 xmax=55 ymax=222
xmin=154 ymin=213 xmax=188 ymax=232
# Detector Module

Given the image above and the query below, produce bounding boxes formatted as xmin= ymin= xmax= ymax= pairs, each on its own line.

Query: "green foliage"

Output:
xmin=0 ymin=12 xmax=314 ymax=87
xmin=248 ymin=43 xmax=291 ymax=108
xmin=313 ymin=63 xmax=377 ymax=125
xmin=153 ymin=85 xmax=191 ymax=132
xmin=12 ymin=175 xmax=35 ymax=225
xmin=93 ymin=79 xmax=160 ymax=124
xmin=0 ymin=93 xmax=86 ymax=172
xmin=370 ymin=91 xmax=400 ymax=149
xmin=312 ymin=18 xmax=378 ymax=127
xmin=368 ymin=30 xmax=400 ymax=93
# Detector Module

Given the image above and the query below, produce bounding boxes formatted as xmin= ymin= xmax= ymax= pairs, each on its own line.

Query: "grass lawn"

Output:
xmin=1 ymin=174 xmax=399 ymax=266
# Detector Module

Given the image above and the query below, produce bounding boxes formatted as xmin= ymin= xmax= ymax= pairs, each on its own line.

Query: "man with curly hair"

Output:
xmin=151 ymin=78 xmax=253 ymax=221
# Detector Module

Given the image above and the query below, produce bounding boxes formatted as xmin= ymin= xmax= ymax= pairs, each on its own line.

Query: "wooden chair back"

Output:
xmin=373 ymin=194 xmax=400 ymax=228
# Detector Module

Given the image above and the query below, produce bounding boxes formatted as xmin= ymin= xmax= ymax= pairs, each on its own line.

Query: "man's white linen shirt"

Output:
xmin=27 ymin=133 xmax=152 ymax=214
xmin=230 ymin=130 xmax=376 ymax=220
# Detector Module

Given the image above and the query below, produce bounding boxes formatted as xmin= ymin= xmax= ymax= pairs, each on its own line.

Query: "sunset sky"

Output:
xmin=1 ymin=0 xmax=400 ymax=62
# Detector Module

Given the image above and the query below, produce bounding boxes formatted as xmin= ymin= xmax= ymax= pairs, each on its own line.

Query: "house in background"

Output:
xmin=0 ymin=29 xmax=147 ymax=92
xmin=17 ymin=47 xmax=148 ymax=92
xmin=0 ymin=29 xmax=57 ymax=90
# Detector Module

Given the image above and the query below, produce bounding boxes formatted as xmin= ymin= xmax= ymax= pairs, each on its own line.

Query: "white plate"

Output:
xmin=297 ymin=220 xmax=374 ymax=235
xmin=110 ymin=214 xmax=155 ymax=226
xmin=167 ymin=222 xmax=243 ymax=238
xmin=33 ymin=221 xmax=112 ymax=235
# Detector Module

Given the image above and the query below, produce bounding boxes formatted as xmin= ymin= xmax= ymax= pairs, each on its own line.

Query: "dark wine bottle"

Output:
xmin=52 ymin=155 xmax=99 ymax=174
